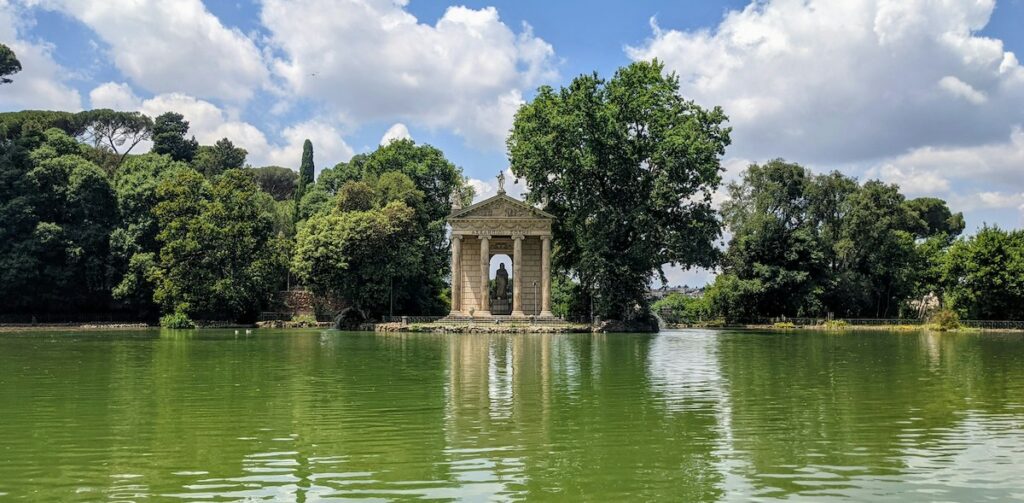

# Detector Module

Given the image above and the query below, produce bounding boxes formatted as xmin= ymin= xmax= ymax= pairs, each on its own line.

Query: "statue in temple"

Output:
xmin=497 ymin=171 xmax=506 ymax=194
xmin=494 ymin=263 xmax=509 ymax=299
xmin=450 ymin=186 xmax=463 ymax=212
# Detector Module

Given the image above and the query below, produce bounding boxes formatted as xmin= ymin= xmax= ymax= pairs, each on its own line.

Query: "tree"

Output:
xmin=719 ymin=160 xmax=823 ymax=317
xmin=0 ymin=43 xmax=21 ymax=84
xmin=250 ymin=165 xmax=298 ymax=201
xmin=508 ymin=60 xmax=731 ymax=321
xmin=193 ymin=137 xmax=247 ymax=177
xmin=652 ymin=293 xmax=710 ymax=324
xmin=0 ymin=128 xmax=118 ymax=313
xmin=292 ymin=177 xmax=422 ymax=316
xmin=79 ymin=109 xmax=154 ymax=171
xmin=293 ymin=139 xmax=315 ymax=211
xmin=153 ymin=168 xmax=287 ymax=321
xmin=904 ymin=197 xmax=965 ymax=240
xmin=151 ymin=112 xmax=198 ymax=162
xmin=943 ymin=226 xmax=1024 ymax=320
xmin=109 ymin=154 xmax=192 ymax=318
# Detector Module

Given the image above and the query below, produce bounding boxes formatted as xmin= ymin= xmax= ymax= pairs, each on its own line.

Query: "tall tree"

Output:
xmin=151 ymin=112 xmax=198 ymax=162
xmin=943 ymin=226 xmax=1024 ymax=320
xmin=153 ymin=168 xmax=286 ymax=321
xmin=80 ymin=109 xmax=154 ymax=171
xmin=508 ymin=60 xmax=731 ymax=321
xmin=250 ymin=165 xmax=298 ymax=201
xmin=0 ymin=43 xmax=21 ymax=84
xmin=192 ymin=137 xmax=247 ymax=177
xmin=294 ymin=138 xmax=313 ymax=204
xmin=0 ymin=128 xmax=118 ymax=313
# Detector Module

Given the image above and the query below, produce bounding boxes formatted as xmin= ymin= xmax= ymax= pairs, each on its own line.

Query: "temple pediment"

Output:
xmin=449 ymin=194 xmax=554 ymax=220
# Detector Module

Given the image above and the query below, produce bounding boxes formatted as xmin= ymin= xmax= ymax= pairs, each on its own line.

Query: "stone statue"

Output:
xmin=494 ymin=263 xmax=509 ymax=299
xmin=450 ymin=186 xmax=462 ymax=212
xmin=497 ymin=171 xmax=506 ymax=194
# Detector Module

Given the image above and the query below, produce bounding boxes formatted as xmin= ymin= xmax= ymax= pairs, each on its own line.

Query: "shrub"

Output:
xmin=929 ymin=309 xmax=961 ymax=331
xmin=823 ymin=319 xmax=848 ymax=330
xmin=292 ymin=314 xmax=318 ymax=327
xmin=772 ymin=321 xmax=796 ymax=329
xmin=160 ymin=311 xmax=195 ymax=329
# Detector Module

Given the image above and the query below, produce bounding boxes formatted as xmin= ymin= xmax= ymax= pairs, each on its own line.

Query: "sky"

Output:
xmin=2 ymin=0 xmax=1023 ymax=286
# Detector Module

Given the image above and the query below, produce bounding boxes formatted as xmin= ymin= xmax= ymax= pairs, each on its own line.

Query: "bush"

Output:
xmin=160 ymin=311 xmax=195 ymax=329
xmin=772 ymin=321 xmax=796 ymax=329
xmin=292 ymin=314 xmax=318 ymax=327
xmin=929 ymin=309 xmax=960 ymax=331
xmin=823 ymin=319 xmax=848 ymax=330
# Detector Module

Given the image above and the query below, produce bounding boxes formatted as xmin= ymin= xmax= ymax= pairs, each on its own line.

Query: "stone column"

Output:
xmin=478 ymin=235 xmax=491 ymax=317
xmin=511 ymin=233 xmax=525 ymax=317
xmin=450 ymin=234 xmax=463 ymax=316
xmin=540 ymin=235 xmax=553 ymax=317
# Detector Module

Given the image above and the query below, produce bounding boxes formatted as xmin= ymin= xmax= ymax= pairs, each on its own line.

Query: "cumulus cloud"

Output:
xmin=261 ymin=0 xmax=557 ymax=149
xmin=379 ymin=123 xmax=412 ymax=145
xmin=468 ymin=167 xmax=526 ymax=202
xmin=0 ymin=0 xmax=81 ymax=110
xmin=35 ymin=0 xmax=267 ymax=102
xmin=88 ymin=82 xmax=353 ymax=171
xmin=627 ymin=0 xmax=1024 ymax=164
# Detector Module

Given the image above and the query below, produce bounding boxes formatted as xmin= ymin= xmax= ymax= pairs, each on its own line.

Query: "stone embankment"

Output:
xmin=375 ymin=322 xmax=590 ymax=334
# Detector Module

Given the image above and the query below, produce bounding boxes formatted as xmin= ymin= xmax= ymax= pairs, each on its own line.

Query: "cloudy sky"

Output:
xmin=2 ymin=0 xmax=1023 ymax=285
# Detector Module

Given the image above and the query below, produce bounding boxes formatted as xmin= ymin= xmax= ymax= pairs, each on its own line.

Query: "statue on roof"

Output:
xmin=497 ymin=171 xmax=506 ymax=194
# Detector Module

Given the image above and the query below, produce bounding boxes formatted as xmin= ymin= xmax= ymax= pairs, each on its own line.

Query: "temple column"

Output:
xmin=450 ymin=234 xmax=463 ymax=316
xmin=540 ymin=234 xmax=553 ymax=317
xmin=511 ymin=233 xmax=525 ymax=317
xmin=478 ymin=235 xmax=491 ymax=317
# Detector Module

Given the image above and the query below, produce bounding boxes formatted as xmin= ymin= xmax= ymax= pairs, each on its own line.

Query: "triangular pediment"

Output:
xmin=450 ymin=193 xmax=554 ymax=220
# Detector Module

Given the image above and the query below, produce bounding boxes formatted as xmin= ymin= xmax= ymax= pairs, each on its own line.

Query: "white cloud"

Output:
xmin=35 ymin=0 xmax=267 ymax=102
xmin=88 ymin=83 xmax=353 ymax=170
xmin=261 ymin=0 xmax=556 ymax=150
xmin=627 ymin=0 xmax=1024 ymax=164
xmin=0 ymin=0 xmax=81 ymax=110
xmin=939 ymin=75 xmax=987 ymax=105
xmin=379 ymin=123 xmax=412 ymax=145
xmin=874 ymin=126 xmax=1024 ymax=190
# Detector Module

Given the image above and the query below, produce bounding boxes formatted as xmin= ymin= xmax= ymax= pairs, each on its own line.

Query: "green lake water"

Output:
xmin=1 ymin=329 xmax=1023 ymax=501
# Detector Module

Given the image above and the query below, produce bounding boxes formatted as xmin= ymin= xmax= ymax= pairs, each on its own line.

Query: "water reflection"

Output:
xmin=0 ymin=329 xmax=1022 ymax=501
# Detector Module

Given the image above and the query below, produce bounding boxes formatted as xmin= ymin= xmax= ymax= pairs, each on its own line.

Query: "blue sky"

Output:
xmin=2 ymin=0 xmax=1023 ymax=285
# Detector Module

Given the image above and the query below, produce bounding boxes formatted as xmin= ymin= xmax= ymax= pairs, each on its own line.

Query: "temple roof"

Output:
xmin=449 ymin=193 xmax=555 ymax=221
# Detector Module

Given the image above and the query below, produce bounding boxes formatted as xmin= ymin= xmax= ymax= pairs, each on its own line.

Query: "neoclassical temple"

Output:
xmin=447 ymin=176 xmax=555 ymax=318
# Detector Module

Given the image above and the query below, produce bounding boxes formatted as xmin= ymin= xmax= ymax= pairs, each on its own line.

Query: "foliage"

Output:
xmin=0 ymin=43 xmax=21 ymax=84
xmin=0 ymin=128 xmax=118 ymax=313
xmin=159 ymin=311 xmax=195 ymax=329
xmin=928 ymin=309 xmax=960 ymax=331
xmin=772 ymin=321 xmax=796 ymax=329
xmin=294 ymin=139 xmax=315 ymax=212
xmin=653 ymin=293 xmax=710 ymax=324
xmin=292 ymin=196 xmax=420 ymax=317
xmin=250 ymin=165 xmax=297 ymax=201
xmin=709 ymin=159 xmax=964 ymax=322
xmin=941 ymin=226 xmax=1024 ymax=320
xmin=151 ymin=112 xmax=198 ymax=162
xmin=823 ymin=319 xmax=848 ymax=329
xmin=153 ymin=169 xmax=287 ymax=321
xmin=109 ymin=154 xmax=191 ymax=318
xmin=305 ymin=139 xmax=472 ymax=314
xmin=193 ymin=138 xmax=247 ymax=178
xmin=508 ymin=60 xmax=731 ymax=321
xmin=78 ymin=109 xmax=153 ymax=171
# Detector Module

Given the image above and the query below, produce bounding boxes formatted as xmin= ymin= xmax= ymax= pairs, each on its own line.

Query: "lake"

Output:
xmin=1 ymin=329 xmax=1022 ymax=501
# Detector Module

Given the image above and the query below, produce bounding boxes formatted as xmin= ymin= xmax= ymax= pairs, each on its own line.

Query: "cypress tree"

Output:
xmin=294 ymin=139 xmax=315 ymax=217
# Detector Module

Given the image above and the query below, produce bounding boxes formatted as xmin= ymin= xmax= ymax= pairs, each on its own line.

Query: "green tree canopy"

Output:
xmin=153 ymin=168 xmax=286 ymax=321
xmin=0 ymin=43 xmax=21 ymax=84
xmin=250 ymin=165 xmax=297 ymax=201
xmin=193 ymin=137 xmax=247 ymax=177
xmin=293 ymin=175 xmax=424 ymax=316
xmin=151 ymin=112 xmax=198 ymax=162
xmin=508 ymin=60 xmax=731 ymax=321
xmin=79 ymin=109 xmax=153 ymax=170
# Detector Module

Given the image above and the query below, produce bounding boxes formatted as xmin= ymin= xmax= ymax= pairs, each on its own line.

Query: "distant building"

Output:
xmin=647 ymin=285 xmax=704 ymax=301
